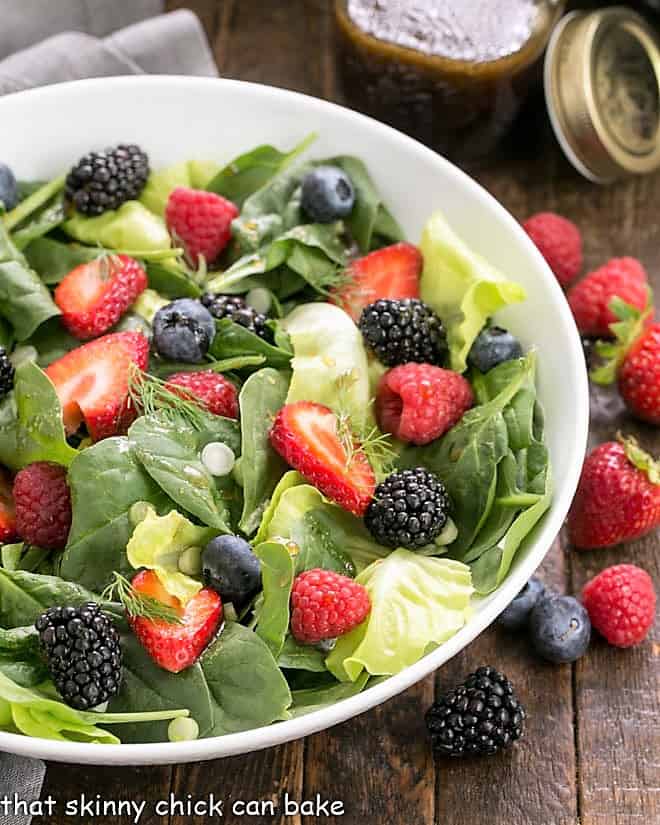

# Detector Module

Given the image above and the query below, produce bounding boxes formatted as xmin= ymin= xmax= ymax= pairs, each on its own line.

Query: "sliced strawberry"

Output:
xmin=0 ymin=468 xmax=17 ymax=544
xmin=330 ymin=242 xmax=422 ymax=322
xmin=128 ymin=570 xmax=223 ymax=673
xmin=45 ymin=331 xmax=149 ymax=441
xmin=55 ymin=254 xmax=148 ymax=340
xmin=269 ymin=401 xmax=376 ymax=516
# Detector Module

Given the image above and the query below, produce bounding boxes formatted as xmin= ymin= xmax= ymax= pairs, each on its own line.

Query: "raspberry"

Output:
xmin=582 ymin=564 xmax=656 ymax=648
xmin=376 ymin=363 xmax=473 ymax=445
xmin=166 ymin=371 xmax=239 ymax=419
xmin=290 ymin=568 xmax=371 ymax=644
xmin=523 ymin=212 xmax=582 ymax=287
xmin=165 ymin=187 xmax=239 ymax=267
xmin=13 ymin=462 xmax=72 ymax=550
xmin=567 ymin=258 xmax=649 ymax=338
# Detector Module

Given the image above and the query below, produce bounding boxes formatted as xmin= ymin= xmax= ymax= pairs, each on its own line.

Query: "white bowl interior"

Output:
xmin=0 ymin=76 xmax=589 ymax=764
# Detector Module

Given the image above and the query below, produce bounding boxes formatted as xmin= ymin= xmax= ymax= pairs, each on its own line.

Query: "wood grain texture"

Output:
xmin=33 ymin=2 xmax=660 ymax=824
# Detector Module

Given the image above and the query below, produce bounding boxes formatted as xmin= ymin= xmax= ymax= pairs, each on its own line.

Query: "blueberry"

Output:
xmin=0 ymin=162 xmax=18 ymax=211
xmin=498 ymin=577 xmax=546 ymax=630
xmin=152 ymin=299 xmax=215 ymax=363
xmin=468 ymin=326 xmax=523 ymax=373
xmin=529 ymin=595 xmax=591 ymax=664
xmin=301 ymin=166 xmax=355 ymax=223
xmin=202 ymin=535 xmax=261 ymax=609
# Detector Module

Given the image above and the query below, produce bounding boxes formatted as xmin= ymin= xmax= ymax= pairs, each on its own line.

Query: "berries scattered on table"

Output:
xmin=13 ymin=462 xmax=72 ymax=550
xmin=359 ymin=298 xmax=447 ymax=367
xmin=567 ymin=257 xmax=649 ymax=338
xmin=269 ymin=401 xmax=376 ymax=516
xmin=426 ymin=666 xmax=525 ymax=758
xmin=330 ymin=242 xmax=421 ymax=322
xmin=582 ymin=564 xmax=656 ymax=648
xmin=166 ymin=371 xmax=238 ymax=419
xmin=567 ymin=436 xmax=660 ymax=550
xmin=128 ymin=570 xmax=223 ymax=674
xmin=376 ymin=363 xmax=473 ymax=445
xmin=497 ymin=577 xmax=545 ymax=631
xmin=0 ymin=469 xmax=17 ymax=544
xmin=36 ymin=603 xmax=122 ymax=710
xmin=45 ymin=331 xmax=149 ymax=441
xmin=153 ymin=298 xmax=216 ymax=363
xmin=301 ymin=165 xmax=356 ymax=223
xmin=618 ymin=322 xmax=660 ymax=425
xmin=65 ymin=144 xmax=149 ymax=216
xmin=0 ymin=346 xmax=15 ymax=400
xmin=522 ymin=211 xmax=582 ymax=287
xmin=290 ymin=568 xmax=371 ymax=644
xmin=201 ymin=293 xmax=271 ymax=341
xmin=54 ymin=254 xmax=148 ymax=340
xmin=468 ymin=326 xmax=523 ymax=373
xmin=202 ymin=535 xmax=261 ymax=610
xmin=0 ymin=162 xmax=18 ymax=211
xmin=165 ymin=187 xmax=238 ymax=267
xmin=364 ymin=467 xmax=450 ymax=549
xmin=528 ymin=595 xmax=591 ymax=663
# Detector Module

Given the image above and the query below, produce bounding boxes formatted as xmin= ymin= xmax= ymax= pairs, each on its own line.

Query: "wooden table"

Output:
xmin=36 ymin=2 xmax=659 ymax=823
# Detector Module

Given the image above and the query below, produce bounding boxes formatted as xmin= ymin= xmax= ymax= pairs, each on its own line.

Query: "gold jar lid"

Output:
xmin=545 ymin=7 xmax=660 ymax=183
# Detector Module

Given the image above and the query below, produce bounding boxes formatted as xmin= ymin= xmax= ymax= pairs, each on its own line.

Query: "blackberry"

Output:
xmin=201 ymin=293 xmax=272 ymax=341
xmin=65 ymin=144 xmax=149 ymax=216
xmin=36 ymin=603 xmax=122 ymax=711
xmin=359 ymin=299 xmax=447 ymax=367
xmin=364 ymin=467 xmax=450 ymax=549
xmin=426 ymin=666 xmax=525 ymax=758
xmin=0 ymin=347 xmax=15 ymax=399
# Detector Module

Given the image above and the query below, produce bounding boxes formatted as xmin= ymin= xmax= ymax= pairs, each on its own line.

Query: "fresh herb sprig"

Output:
xmin=101 ymin=572 xmax=183 ymax=625
xmin=128 ymin=364 xmax=212 ymax=431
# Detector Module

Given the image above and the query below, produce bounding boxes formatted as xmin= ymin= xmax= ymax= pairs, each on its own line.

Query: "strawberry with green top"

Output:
xmin=568 ymin=435 xmax=660 ymax=550
xmin=590 ymin=295 xmax=660 ymax=424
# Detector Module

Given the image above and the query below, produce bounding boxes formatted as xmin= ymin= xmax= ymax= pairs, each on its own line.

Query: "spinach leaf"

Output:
xmin=209 ymin=318 xmax=292 ymax=368
xmin=291 ymin=510 xmax=357 ymax=577
xmin=26 ymin=317 xmax=80 ymax=367
xmin=11 ymin=193 xmax=65 ymax=251
xmin=0 ymin=221 xmax=59 ymax=341
xmin=128 ymin=412 xmax=240 ymax=531
xmin=108 ymin=633 xmax=214 ymax=744
xmin=253 ymin=541 xmax=295 ymax=658
xmin=146 ymin=260 xmax=202 ymax=298
xmin=23 ymin=237 xmax=99 ymax=285
xmin=278 ymin=635 xmax=327 ymax=672
xmin=150 ymin=354 xmax=266 ymax=379
xmin=237 ymin=368 xmax=289 ymax=535
xmin=0 ymin=626 xmax=39 ymax=655
xmin=60 ymin=437 xmax=174 ymax=592
xmin=207 ymin=134 xmax=316 ymax=208
xmin=0 ymin=627 xmax=45 ymax=687
xmin=0 ymin=361 xmax=77 ymax=471
xmin=0 ymin=568 xmax=115 ymax=629
xmin=289 ymin=671 xmax=369 ymax=718
xmin=0 ymin=317 xmax=13 ymax=350
xmin=201 ymin=622 xmax=292 ymax=735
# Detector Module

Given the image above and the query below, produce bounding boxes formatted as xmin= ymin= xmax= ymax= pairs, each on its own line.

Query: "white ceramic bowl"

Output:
xmin=0 ymin=76 xmax=589 ymax=765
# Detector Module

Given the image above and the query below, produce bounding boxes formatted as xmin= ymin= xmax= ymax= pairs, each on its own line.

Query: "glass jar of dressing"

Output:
xmin=334 ymin=0 xmax=565 ymax=161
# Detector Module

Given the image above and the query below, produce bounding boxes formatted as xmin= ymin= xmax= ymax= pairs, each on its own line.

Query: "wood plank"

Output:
xmin=33 ymin=765 xmax=172 ymax=825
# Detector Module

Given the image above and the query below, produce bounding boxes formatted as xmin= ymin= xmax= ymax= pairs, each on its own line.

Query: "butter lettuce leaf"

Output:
xmin=326 ymin=550 xmax=473 ymax=682
xmin=420 ymin=211 xmax=526 ymax=373
xmin=126 ymin=510 xmax=217 ymax=604
xmin=63 ymin=201 xmax=172 ymax=252
xmin=140 ymin=160 xmax=220 ymax=216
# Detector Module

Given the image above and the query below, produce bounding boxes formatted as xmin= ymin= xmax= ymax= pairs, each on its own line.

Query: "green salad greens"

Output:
xmin=0 ymin=134 xmax=550 ymax=746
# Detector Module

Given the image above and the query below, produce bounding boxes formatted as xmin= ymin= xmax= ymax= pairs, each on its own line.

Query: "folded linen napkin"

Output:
xmin=0 ymin=3 xmax=218 ymax=821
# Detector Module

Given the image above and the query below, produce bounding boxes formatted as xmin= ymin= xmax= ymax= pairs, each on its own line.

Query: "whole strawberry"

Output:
xmin=568 ymin=436 xmax=660 ymax=550
xmin=376 ymin=363 xmax=473 ymax=445
xmin=290 ymin=568 xmax=371 ymax=644
xmin=165 ymin=187 xmax=238 ymax=267
xmin=590 ymin=297 xmax=659 ymax=424
xmin=522 ymin=212 xmax=582 ymax=287
xmin=582 ymin=564 xmax=656 ymax=648
xmin=567 ymin=257 xmax=648 ymax=338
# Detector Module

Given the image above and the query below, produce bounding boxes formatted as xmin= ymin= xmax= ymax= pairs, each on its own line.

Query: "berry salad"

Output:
xmin=0 ymin=137 xmax=551 ymax=745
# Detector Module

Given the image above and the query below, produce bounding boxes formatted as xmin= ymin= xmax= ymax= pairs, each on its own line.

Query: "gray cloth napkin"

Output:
xmin=0 ymin=3 xmax=217 ymax=822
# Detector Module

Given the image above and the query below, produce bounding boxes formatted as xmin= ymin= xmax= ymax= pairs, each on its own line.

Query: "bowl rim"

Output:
xmin=0 ymin=74 xmax=589 ymax=765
